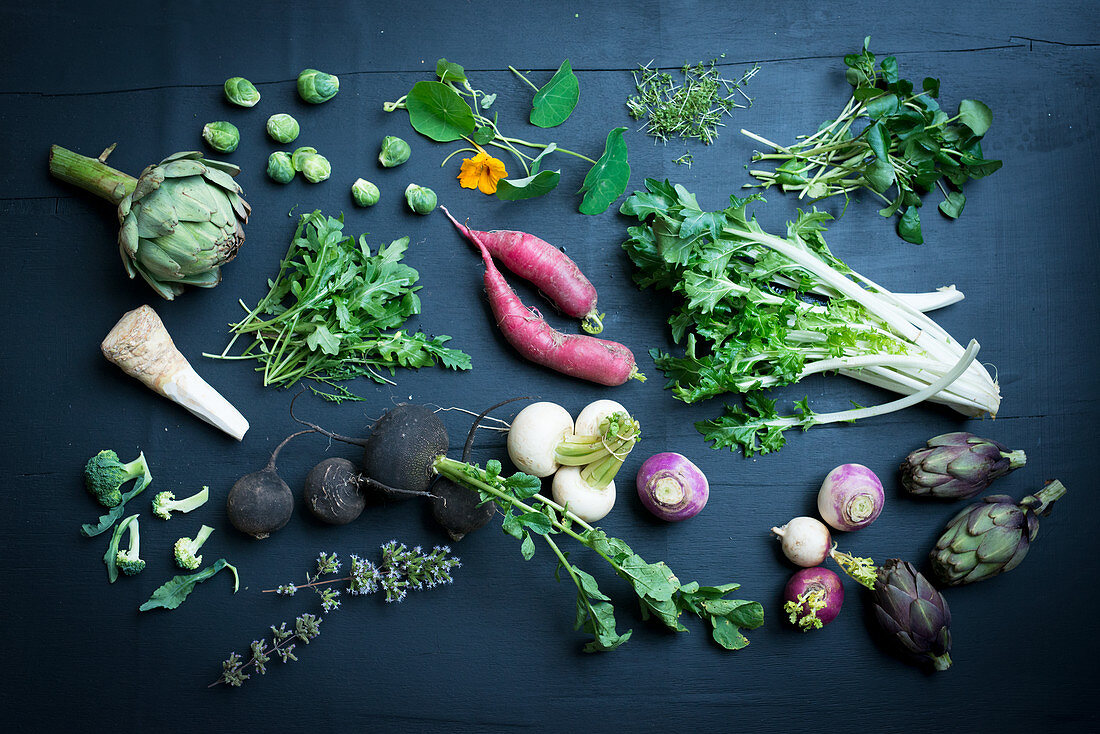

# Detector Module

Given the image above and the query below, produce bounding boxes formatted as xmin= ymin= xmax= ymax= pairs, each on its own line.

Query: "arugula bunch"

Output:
xmin=433 ymin=457 xmax=764 ymax=652
xmin=620 ymin=178 xmax=999 ymax=456
xmin=741 ymin=38 xmax=1001 ymax=243
xmin=210 ymin=210 xmax=470 ymax=400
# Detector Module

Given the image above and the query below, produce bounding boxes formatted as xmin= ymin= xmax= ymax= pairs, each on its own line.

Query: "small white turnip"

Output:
xmin=552 ymin=466 xmax=616 ymax=522
xmin=507 ymin=402 xmax=575 ymax=477
xmin=573 ymin=399 xmax=628 ymax=436
xmin=771 ymin=516 xmax=832 ymax=567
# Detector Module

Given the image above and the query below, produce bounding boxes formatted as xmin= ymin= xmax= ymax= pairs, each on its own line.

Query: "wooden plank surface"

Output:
xmin=1 ymin=1 xmax=1096 ymax=730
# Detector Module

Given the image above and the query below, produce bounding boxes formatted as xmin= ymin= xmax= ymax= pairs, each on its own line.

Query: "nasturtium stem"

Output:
xmin=508 ymin=66 xmax=540 ymax=92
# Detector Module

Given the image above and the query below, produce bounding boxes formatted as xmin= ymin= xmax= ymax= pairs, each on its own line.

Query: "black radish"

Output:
xmin=227 ymin=430 xmax=313 ymax=539
xmin=302 ymin=457 xmax=367 ymax=525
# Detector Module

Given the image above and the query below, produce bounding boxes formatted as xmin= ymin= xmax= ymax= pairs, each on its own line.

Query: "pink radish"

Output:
xmin=441 ymin=206 xmax=605 ymax=334
xmin=467 ymin=230 xmax=643 ymax=386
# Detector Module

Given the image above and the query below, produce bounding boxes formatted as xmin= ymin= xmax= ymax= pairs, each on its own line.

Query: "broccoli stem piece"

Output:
xmin=153 ymin=486 xmax=210 ymax=520
xmin=174 ymin=524 xmax=215 ymax=570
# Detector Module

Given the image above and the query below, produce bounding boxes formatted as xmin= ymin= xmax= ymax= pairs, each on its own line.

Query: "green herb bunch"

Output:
xmin=214 ymin=544 xmax=459 ymax=688
xmin=742 ymin=38 xmax=1001 ymax=243
xmin=432 ymin=457 xmax=764 ymax=652
xmin=208 ymin=210 xmax=471 ymax=401
xmin=626 ymin=59 xmax=758 ymax=145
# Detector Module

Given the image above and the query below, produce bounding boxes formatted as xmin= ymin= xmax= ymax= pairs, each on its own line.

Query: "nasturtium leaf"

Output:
xmin=530 ymin=143 xmax=557 ymax=174
xmin=958 ymin=99 xmax=993 ymax=137
xmin=530 ymin=59 xmax=580 ymax=128
xmin=866 ymin=121 xmax=890 ymax=161
xmin=898 ymin=205 xmax=924 ymax=244
xmin=578 ymin=127 xmax=630 ymax=215
xmin=938 ymin=190 xmax=966 ymax=219
xmin=480 ymin=93 xmax=497 ymax=109
xmin=495 ymin=169 xmax=561 ymax=201
xmin=405 ymin=81 xmax=475 ymax=142
xmin=435 ymin=58 xmax=467 ymax=83
xmin=471 ymin=125 xmax=494 ymax=145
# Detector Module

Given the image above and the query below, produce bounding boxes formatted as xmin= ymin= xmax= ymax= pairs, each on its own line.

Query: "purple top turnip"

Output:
xmin=783 ymin=567 xmax=844 ymax=631
xmin=636 ymin=452 xmax=709 ymax=522
xmin=817 ymin=463 xmax=885 ymax=531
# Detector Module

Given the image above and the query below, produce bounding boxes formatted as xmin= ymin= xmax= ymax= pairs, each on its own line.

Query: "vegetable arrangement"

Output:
xmin=209 ymin=210 xmax=470 ymax=400
xmin=742 ymin=38 xmax=1001 ymax=243
xmin=621 ymin=179 xmax=999 ymax=455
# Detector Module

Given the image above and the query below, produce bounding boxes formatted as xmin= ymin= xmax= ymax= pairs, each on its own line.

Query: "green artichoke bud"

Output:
xmin=871 ymin=559 xmax=952 ymax=671
xmin=224 ymin=77 xmax=260 ymax=107
xmin=48 ymin=145 xmax=251 ymax=299
xmin=267 ymin=152 xmax=295 ymax=184
xmin=202 ymin=121 xmax=240 ymax=153
xmin=900 ymin=432 xmax=1026 ymax=500
xmin=300 ymin=154 xmax=331 ymax=184
xmin=266 ymin=114 xmax=300 ymax=144
xmin=930 ymin=480 xmax=1066 ymax=586
xmin=351 ymin=178 xmax=380 ymax=207
xmin=297 ymin=68 xmax=339 ymax=104
xmin=378 ymin=136 xmax=411 ymax=168
xmin=291 ymin=146 xmax=318 ymax=172
xmin=405 ymin=183 xmax=437 ymax=215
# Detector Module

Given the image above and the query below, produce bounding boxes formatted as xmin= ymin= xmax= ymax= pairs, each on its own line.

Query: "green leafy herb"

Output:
xmin=627 ymin=60 xmax=759 ymax=144
xmin=511 ymin=60 xmax=580 ymax=128
xmin=433 ymin=457 xmax=763 ymax=652
xmin=742 ymin=38 xmax=1001 ymax=243
xmin=578 ymin=127 xmax=630 ymax=215
xmin=496 ymin=170 xmax=562 ymax=200
xmin=435 ymin=58 xmax=468 ymax=84
xmin=139 ymin=559 xmax=239 ymax=611
xmin=207 ymin=211 xmax=470 ymax=399
xmin=620 ymin=178 xmax=997 ymax=455
xmin=404 ymin=81 xmax=476 ymax=142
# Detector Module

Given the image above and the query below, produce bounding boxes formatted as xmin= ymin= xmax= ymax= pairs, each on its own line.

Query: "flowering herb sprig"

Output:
xmin=211 ymin=543 xmax=459 ymax=688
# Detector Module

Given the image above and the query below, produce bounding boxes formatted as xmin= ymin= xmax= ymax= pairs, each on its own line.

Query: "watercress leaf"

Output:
xmin=962 ymin=156 xmax=1003 ymax=178
xmin=898 ymin=205 xmax=924 ymax=244
xmin=866 ymin=121 xmax=890 ymax=161
xmin=520 ymin=533 xmax=536 ymax=560
xmin=880 ymin=56 xmax=899 ymax=84
xmin=495 ymin=169 xmax=561 ymax=201
xmin=405 ymin=81 xmax=475 ymax=142
xmin=852 ymin=86 xmax=884 ymax=101
xmin=879 ymin=192 xmax=904 ymax=218
xmin=578 ymin=127 xmax=630 ymax=215
xmin=139 ymin=559 xmax=239 ymax=611
xmin=529 ymin=59 xmax=580 ymax=128
xmin=922 ymin=76 xmax=940 ymax=98
xmin=958 ymin=99 xmax=993 ymax=137
xmin=435 ymin=58 xmax=467 ymax=84
xmin=865 ymin=93 xmax=899 ymax=120
xmin=863 ymin=157 xmax=895 ymax=193
xmin=471 ymin=125 xmax=494 ymax=145
xmin=938 ymin=190 xmax=966 ymax=219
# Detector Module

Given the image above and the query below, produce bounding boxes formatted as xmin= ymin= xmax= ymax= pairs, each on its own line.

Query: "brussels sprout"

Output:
xmin=404 ymin=183 xmax=437 ymax=215
xmin=224 ymin=77 xmax=261 ymax=107
xmin=266 ymin=114 xmax=300 ymax=144
xmin=351 ymin=178 xmax=380 ymax=207
xmin=297 ymin=68 xmax=339 ymax=104
xmin=267 ymin=152 xmax=295 ymax=184
xmin=300 ymin=154 xmax=332 ymax=184
xmin=378 ymin=136 xmax=411 ymax=168
xmin=202 ymin=121 xmax=240 ymax=153
xmin=291 ymin=146 xmax=318 ymax=172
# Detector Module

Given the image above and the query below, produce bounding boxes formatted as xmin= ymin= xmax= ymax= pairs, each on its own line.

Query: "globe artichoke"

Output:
xmin=49 ymin=145 xmax=250 ymax=299
xmin=900 ymin=432 xmax=1026 ymax=499
xmin=930 ymin=480 xmax=1066 ymax=586
xmin=871 ymin=559 xmax=953 ymax=671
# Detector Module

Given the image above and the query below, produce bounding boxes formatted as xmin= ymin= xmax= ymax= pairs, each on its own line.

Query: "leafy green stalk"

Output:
xmin=432 ymin=457 xmax=763 ymax=652
xmin=139 ymin=559 xmax=239 ymax=611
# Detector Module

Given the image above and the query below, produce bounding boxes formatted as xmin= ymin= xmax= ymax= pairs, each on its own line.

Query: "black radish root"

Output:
xmin=432 ymin=397 xmax=530 ymax=541
xmin=227 ymin=429 xmax=313 ymax=539
xmin=303 ymin=457 xmax=367 ymax=525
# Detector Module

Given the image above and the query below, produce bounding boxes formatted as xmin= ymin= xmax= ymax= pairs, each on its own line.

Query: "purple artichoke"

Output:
xmin=930 ymin=480 xmax=1066 ymax=586
xmin=900 ymin=432 xmax=1026 ymax=500
xmin=871 ymin=559 xmax=952 ymax=671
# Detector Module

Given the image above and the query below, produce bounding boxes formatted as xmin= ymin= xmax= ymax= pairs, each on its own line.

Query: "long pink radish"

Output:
xmin=467 ymin=229 xmax=643 ymax=387
xmin=441 ymin=206 xmax=604 ymax=334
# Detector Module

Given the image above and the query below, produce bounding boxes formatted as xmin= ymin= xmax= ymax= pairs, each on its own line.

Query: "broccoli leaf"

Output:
xmin=139 ymin=559 xmax=239 ymax=612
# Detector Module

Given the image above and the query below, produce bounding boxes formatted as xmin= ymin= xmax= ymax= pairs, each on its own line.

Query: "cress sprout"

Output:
xmin=267 ymin=152 xmax=295 ymax=184
xmin=378 ymin=136 xmax=411 ymax=167
xmin=266 ymin=114 xmax=300 ymax=144
xmin=202 ymin=121 xmax=240 ymax=153
xmin=404 ymin=183 xmax=437 ymax=214
xmin=297 ymin=68 xmax=339 ymax=104
xmin=224 ymin=77 xmax=261 ymax=107
xmin=351 ymin=178 xmax=380 ymax=207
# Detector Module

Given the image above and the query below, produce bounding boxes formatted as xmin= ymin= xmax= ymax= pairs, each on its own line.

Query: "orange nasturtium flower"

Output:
xmin=457 ymin=151 xmax=508 ymax=195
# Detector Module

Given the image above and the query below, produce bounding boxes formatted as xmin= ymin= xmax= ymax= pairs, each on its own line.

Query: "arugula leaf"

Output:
xmin=528 ymin=59 xmax=580 ymax=128
xmin=578 ymin=127 xmax=630 ymax=215
xmin=139 ymin=559 xmax=239 ymax=612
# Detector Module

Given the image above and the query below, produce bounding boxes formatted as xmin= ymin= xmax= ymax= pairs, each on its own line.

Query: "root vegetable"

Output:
xmin=227 ymin=430 xmax=312 ymax=539
xmin=507 ymin=402 xmax=575 ymax=477
xmin=817 ymin=463 xmax=885 ymax=531
xmin=441 ymin=206 xmax=604 ymax=333
xmin=772 ymin=516 xmax=832 ymax=566
xmin=551 ymin=466 xmax=616 ymax=522
xmin=783 ymin=567 xmax=844 ymax=631
xmin=101 ymin=305 xmax=249 ymax=440
xmin=573 ymin=399 xmax=626 ymax=436
xmin=303 ymin=458 xmax=367 ymax=525
xmin=468 ymin=231 xmax=643 ymax=386
xmin=636 ymin=452 xmax=708 ymax=522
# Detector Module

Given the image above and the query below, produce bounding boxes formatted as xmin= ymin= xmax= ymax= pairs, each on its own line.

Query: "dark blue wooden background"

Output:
xmin=2 ymin=1 xmax=1096 ymax=731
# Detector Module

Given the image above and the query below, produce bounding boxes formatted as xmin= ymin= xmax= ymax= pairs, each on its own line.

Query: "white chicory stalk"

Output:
xmin=101 ymin=305 xmax=249 ymax=440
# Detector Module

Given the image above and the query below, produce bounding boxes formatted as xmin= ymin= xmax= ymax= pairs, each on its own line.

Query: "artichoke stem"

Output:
xmin=1006 ymin=449 xmax=1027 ymax=471
xmin=930 ymin=652 xmax=953 ymax=671
xmin=49 ymin=144 xmax=137 ymax=204
xmin=1028 ymin=479 xmax=1067 ymax=514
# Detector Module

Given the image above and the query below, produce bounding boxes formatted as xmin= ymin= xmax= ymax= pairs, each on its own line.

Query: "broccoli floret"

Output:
xmin=104 ymin=514 xmax=143 ymax=583
xmin=84 ymin=449 xmax=152 ymax=508
xmin=174 ymin=524 xmax=215 ymax=570
xmin=153 ymin=486 xmax=210 ymax=520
